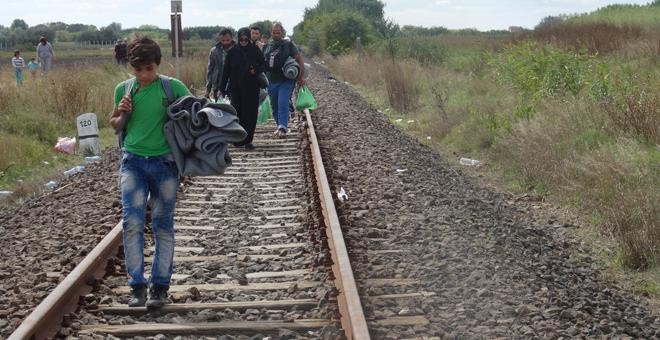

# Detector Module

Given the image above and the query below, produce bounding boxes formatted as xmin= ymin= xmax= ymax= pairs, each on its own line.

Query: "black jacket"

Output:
xmin=220 ymin=43 xmax=265 ymax=93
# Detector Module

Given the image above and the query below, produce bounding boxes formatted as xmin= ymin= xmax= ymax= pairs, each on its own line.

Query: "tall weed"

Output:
xmin=383 ymin=61 xmax=418 ymax=113
xmin=601 ymin=78 xmax=659 ymax=144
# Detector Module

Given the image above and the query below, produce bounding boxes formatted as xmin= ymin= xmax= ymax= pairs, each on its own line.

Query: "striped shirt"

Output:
xmin=12 ymin=57 xmax=25 ymax=70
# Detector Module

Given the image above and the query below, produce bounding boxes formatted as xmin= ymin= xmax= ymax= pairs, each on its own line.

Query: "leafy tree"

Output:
xmin=303 ymin=0 xmax=391 ymax=36
xmin=183 ymin=26 xmax=223 ymax=40
xmin=249 ymin=20 xmax=275 ymax=38
xmin=68 ymin=23 xmax=95 ymax=32
xmin=10 ymin=19 xmax=28 ymax=31
xmin=535 ymin=16 xmax=565 ymax=30
xmin=47 ymin=22 xmax=69 ymax=31
xmin=138 ymin=24 xmax=160 ymax=30
xmin=99 ymin=26 xmax=119 ymax=41
xmin=27 ymin=25 xmax=55 ymax=43
xmin=106 ymin=22 xmax=122 ymax=34
xmin=298 ymin=9 xmax=375 ymax=55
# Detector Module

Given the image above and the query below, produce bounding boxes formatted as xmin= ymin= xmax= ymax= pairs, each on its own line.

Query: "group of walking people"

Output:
xmin=10 ymin=36 xmax=55 ymax=87
xmin=205 ymin=22 xmax=305 ymax=148
xmin=110 ymin=21 xmax=306 ymax=309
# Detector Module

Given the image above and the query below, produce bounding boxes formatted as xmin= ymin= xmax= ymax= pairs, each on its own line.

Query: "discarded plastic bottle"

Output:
xmin=45 ymin=181 xmax=57 ymax=191
xmin=63 ymin=165 xmax=85 ymax=177
xmin=84 ymin=156 xmax=102 ymax=163
xmin=0 ymin=191 xmax=13 ymax=199
xmin=459 ymin=158 xmax=481 ymax=166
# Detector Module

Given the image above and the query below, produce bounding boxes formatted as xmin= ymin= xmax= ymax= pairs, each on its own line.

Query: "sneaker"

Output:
xmin=127 ymin=284 xmax=147 ymax=307
xmin=244 ymin=143 xmax=255 ymax=150
xmin=146 ymin=284 xmax=169 ymax=309
xmin=277 ymin=128 xmax=287 ymax=139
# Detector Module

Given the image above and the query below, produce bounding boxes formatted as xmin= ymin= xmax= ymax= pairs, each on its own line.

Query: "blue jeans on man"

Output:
xmin=120 ymin=151 xmax=179 ymax=289
xmin=267 ymin=79 xmax=295 ymax=131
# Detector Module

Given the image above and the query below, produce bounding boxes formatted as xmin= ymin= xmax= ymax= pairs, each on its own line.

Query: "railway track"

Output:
xmin=9 ymin=110 xmax=431 ymax=339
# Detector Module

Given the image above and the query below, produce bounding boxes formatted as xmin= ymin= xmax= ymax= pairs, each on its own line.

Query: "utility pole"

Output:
xmin=171 ymin=0 xmax=182 ymax=78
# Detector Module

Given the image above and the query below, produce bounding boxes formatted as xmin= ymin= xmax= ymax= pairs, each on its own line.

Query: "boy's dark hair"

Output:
xmin=250 ymin=26 xmax=260 ymax=32
xmin=128 ymin=36 xmax=161 ymax=67
xmin=14 ymin=50 xmax=20 ymax=56
xmin=219 ymin=28 xmax=233 ymax=37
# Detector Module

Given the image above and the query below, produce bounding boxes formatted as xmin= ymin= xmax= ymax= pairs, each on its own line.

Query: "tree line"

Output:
xmin=0 ymin=18 xmax=280 ymax=49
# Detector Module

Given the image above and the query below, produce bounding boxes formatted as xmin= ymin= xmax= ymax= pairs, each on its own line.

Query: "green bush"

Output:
xmin=297 ymin=10 xmax=375 ymax=56
xmin=490 ymin=42 xmax=597 ymax=99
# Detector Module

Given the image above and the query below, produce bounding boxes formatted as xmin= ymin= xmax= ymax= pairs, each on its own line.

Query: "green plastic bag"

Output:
xmin=257 ymin=96 xmax=271 ymax=124
xmin=295 ymin=86 xmax=318 ymax=111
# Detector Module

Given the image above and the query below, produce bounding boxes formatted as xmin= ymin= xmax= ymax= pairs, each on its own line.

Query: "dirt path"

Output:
xmin=306 ymin=65 xmax=659 ymax=338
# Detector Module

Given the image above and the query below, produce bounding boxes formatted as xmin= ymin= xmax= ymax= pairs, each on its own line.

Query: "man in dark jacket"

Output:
xmin=205 ymin=28 xmax=235 ymax=100
xmin=220 ymin=27 xmax=265 ymax=150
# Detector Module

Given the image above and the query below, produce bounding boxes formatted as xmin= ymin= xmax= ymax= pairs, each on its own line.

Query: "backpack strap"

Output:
xmin=159 ymin=75 xmax=175 ymax=105
xmin=123 ymin=78 xmax=134 ymax=97
xmin=116 ymin=78 xmax=135 ymax=148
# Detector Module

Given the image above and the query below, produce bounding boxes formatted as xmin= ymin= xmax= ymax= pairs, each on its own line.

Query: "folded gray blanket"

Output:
xmin=164 ymin=95 xmax=247 ymax=176
xmin=283 ymin=57 xmax=299 ymax=80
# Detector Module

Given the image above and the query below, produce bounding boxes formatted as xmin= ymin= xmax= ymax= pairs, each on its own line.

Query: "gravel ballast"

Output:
xmin=306 ymin=64 xmax=659 ymax=338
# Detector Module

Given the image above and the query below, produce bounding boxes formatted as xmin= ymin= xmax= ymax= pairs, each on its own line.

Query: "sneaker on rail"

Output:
xmin=244 ymin=143 xmax=255 ymax=151
xmin=127 ymin=283 xmax=147 ymax=307
xmin=277 ymin=128 xmax=287 ymax=139
xmin=146 ymin=284 xmax=169 ymax=309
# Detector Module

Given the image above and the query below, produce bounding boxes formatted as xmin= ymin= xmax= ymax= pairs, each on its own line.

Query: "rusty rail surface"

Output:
xmin=9 ymin=223 xmax=123 ymax=340
xmin=304 ymin=109 xmax=371 ymax=340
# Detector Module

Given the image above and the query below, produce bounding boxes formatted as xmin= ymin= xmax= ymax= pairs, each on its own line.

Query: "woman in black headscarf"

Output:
xmin=220 ymin=27 xmax=265 ymax=149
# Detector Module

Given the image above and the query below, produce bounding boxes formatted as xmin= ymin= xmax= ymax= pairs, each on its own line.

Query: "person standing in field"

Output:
xmin=27 ymin=58 xmax=39 ymax=79
xmin=11 ymin=50 xmax=25 ymax=87
xmin=205 ymin=28 xmax=235 ymax=101
xmin=114 ymin=39 xmax=128 ymax=65
xmin=36 ymin=36 xmax=54 ymax=75
xmin=109 ymin=36 xmax=190 ymax=309
xmin=220 ymin=27 xmax=265 ymax=150
xmin=263 ymin=22 xmax=305 ymax=138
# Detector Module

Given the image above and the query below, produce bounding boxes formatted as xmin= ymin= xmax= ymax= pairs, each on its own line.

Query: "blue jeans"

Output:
xmin=14 ymin=69 xmax=23 ymax=86
xmin=267 ymin=79 xmax=295 ymax=131
xmin=120 ymin=151 xmax=179 ymax=287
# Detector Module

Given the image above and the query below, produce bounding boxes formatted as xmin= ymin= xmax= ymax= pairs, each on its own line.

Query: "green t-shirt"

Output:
xmin=114 ymin=76 xmax=190 ymax=156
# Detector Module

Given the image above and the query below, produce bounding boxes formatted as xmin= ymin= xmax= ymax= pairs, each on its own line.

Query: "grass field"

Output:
xmin=325 ymin=8 xmax=659 ymax=294
xmin=0 ymin=38 xmax=212 ymax=205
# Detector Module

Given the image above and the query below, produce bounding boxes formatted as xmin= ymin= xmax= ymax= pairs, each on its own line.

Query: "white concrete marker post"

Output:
xmin=76 ymin=113 xmax=100 ymax=156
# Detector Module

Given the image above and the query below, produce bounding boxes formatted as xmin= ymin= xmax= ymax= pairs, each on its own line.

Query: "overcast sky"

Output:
xmin=1 ymin=0 xmax=652 ymax=32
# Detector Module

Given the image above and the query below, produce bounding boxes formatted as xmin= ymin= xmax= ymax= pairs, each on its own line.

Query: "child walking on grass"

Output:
xmin=11 ymin=50 xmax=25 ymax=87
xmin=27 ymin=58 xmax=39 ymax=79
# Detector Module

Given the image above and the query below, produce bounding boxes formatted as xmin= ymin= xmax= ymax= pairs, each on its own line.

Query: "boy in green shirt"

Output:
xmin=110 ymin=36 xmax=190 ymax=309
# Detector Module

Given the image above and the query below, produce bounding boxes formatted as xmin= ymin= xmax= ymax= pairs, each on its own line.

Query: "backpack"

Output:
xmin=116 ymin=75 xmax=175 ymax=148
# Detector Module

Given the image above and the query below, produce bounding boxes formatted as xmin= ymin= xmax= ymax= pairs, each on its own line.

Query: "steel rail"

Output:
xmin=9 ymin=223 xmax=123 ymax=340
xmin=9 ymin=110 xmax=370 ymax=339
xmin=304 ymin=109 xmax=371 ymax=339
